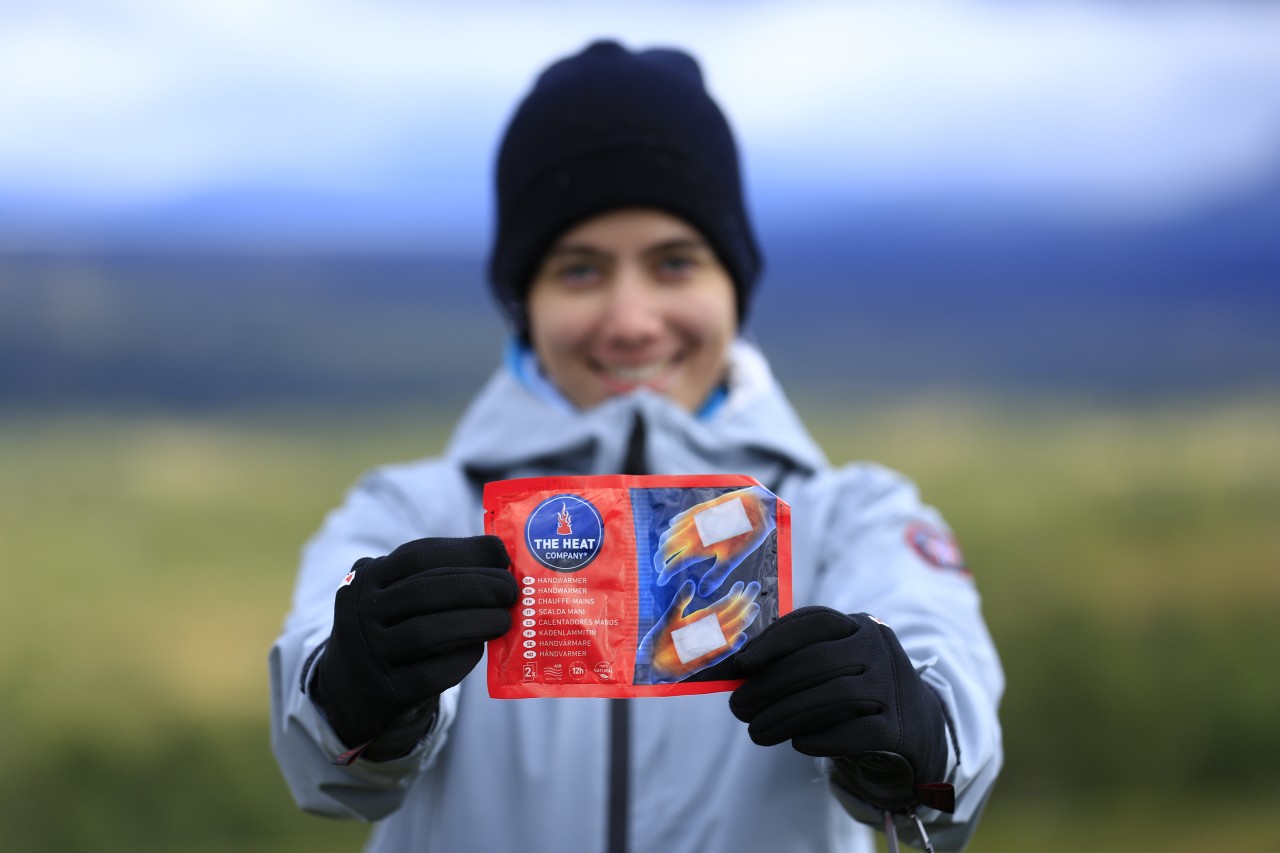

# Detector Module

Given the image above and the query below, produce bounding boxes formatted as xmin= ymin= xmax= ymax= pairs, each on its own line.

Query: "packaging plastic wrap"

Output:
xmin=485 ymin=474 xmax=791 ymax=699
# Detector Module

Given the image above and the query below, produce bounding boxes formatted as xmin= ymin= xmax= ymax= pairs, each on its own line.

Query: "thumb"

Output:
xmin=697 ymin=553 xmax=737 ymax=597
xmin=660 ymin=579 xmax=697 ymax=627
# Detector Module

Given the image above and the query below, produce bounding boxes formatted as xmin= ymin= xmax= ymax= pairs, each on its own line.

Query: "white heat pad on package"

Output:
xmin=693 ymin=496 xmax=753 ymax=547
xmin=670 ymin=613 xmax=729 ymax=664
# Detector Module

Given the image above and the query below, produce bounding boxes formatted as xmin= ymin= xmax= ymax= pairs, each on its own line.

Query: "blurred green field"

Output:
xmin=2 ymin=394 xmax=1278 ymax=852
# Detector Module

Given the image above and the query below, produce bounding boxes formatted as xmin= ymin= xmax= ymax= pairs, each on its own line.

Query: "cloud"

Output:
xmin=710 ymin=2 xmax=1280 ymax=215
xmin=1 ymin=0 xmax=1277 ymax=230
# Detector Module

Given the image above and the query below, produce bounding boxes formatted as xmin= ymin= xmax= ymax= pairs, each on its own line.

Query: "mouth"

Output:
xmin=592 ymin=354 xmax=684 ymax=392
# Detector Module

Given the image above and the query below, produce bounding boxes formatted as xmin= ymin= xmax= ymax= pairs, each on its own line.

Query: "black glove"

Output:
xmin=729 ymin=607 xmax=952 ymax=812
xmin=310 ymin=536 xmax=518 ymax=756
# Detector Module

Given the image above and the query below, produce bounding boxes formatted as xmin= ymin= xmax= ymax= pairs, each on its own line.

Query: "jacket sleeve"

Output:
xmin=267 ymin=467 xmax=461 ymax=820
xmin=805 ymin=463 xmax=1005 ymax=851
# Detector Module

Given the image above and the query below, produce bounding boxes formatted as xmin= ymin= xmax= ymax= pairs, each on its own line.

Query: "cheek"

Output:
xmin=528 ymin=297 xmax=597 ymax=365
xmin=674 ymin=290 xmax=736 ymax=345
xmin=536 ymin=314 xmax=590 ymax=352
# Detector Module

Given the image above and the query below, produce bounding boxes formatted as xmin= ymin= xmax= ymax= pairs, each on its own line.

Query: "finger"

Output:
xmin=789 ymin=714 xmax=900 ymax=758
xmin=382 ymin=606 xmax=514 ymax=664
xmin=716 ymin=608 xmax=761 ymax=667
xmin=654 ymin=545 xmax=685 ymax=585
xmin=714 ymin=581 xmax=746 ymax=607
xmin=665 ymin=507 xmax=692 ymax=529
xmin=712 ymin=581 xmax=754 ymax=627
xmin=722 ymin=601 xmax=761 ymax=636
xmin=377 ymin=565 xmax=518 ymax=624
xmin=656 ymin=517 xmax=686 ymax=554
xmin=696 ymin=552 xmax=740 ymax=597
xmin=656 ymin=522 xmax=701 ymax=578
xmin=732 ymin=607 xmax=856 ymax=674
xmin=658 ymin=579 xmax=697 ymax=627
xmin=657 ymin=512 xmax=701 ymax=552
xmin=658 ymin=549 xmax=712 ymax=586
xmin=393 ymin=645 xmax=485 ymax=699
xmin=733 ymin=581 xmax=763 ymax=617
xmin=654 ymin=535 xmax=682 ymax=584
xmin=377 ymin=535 xmax=511 ymax=585
xmin=721 ymin=628 xmax=752 ymax=658
xmin=744 ymin=680 xmax=885 ymax=748
xmin=730 ymin=638 xmax=868 ymax=720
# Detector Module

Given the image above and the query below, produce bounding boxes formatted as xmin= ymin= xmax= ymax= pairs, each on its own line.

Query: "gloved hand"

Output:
xmin=310 ymin=536 xmax=518 ymax=756
xmin=729 ymin=607 xmax=951 ymax=812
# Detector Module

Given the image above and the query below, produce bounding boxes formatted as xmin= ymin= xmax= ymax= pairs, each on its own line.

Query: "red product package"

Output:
xmin=484 ymin=474 xmax=791 ymax=699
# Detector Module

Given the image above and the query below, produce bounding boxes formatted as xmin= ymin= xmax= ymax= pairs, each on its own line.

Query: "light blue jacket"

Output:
xmin=269 ymin=341 xmax=1004 ymax=852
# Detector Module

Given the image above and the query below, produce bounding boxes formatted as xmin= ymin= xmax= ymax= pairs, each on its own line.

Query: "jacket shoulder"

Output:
xmin=353 ymin=455 xmax=476 ymax=538
xmin=798 ymin=460 xmax=970 ymax=585
xmin=804 ymin=461 xmax=941 ymax=528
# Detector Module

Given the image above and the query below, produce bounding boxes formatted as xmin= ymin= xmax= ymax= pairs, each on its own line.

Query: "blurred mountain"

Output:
xmin=1 ymin=179 xmax=1276 ymax=412
xmin=0 ymin=253 xmax=500 ymax=412
xmin=752 ymin=172 xmax=1280 ymax=401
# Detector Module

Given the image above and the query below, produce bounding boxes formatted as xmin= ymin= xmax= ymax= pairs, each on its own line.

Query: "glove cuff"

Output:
xmin=309 ymin=646 xmax=387 ymax=749
xmin=832 ymin=684 xmax=953 ymax=813
xmin=363 ymin=696 xmax=441 ymax=762
xmin=915 ymin=679 xmax=951 ymax=785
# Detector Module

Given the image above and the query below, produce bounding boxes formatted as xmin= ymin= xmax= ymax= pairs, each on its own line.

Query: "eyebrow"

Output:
xmin=642 ymin=238 xmax=710 ymax=258
xmin=545 ymin=237 xmax=711 ymax=259
xmin=544 ymin=245 xmax=608 ymax=260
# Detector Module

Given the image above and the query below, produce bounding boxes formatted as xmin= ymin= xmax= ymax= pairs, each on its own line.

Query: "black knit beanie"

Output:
xmin=488 ymin=40 xmax=763 ymax=337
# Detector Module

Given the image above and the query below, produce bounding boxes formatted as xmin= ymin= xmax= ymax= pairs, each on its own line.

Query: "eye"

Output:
xmin=555 ymin=260 xmax=603 ymax=287
xmin=653 ymin=254 xmax=698 ymax=281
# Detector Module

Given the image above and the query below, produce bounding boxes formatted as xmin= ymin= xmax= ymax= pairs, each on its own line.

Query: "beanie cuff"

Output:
xmin=490 ymin=142 xmax=759 ymax=330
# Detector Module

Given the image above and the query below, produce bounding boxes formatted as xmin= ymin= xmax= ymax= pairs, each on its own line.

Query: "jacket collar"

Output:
xmin=445 ymin=339 xmax=827 ymax=481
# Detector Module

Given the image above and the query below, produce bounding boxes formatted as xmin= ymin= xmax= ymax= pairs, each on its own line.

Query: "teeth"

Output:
xmin=609 ymin=362 xmax=664 ymax=382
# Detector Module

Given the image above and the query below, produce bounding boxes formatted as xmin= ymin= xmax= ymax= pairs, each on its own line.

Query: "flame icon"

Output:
xmin=556 ymin=502 xmax=573 ymax=536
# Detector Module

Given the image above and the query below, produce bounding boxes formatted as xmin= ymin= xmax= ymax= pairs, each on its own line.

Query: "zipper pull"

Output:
xmin=882 ymin=810 xmax=901 ymax=853
xmin=909 ymin=810 xmax=935 ymax=853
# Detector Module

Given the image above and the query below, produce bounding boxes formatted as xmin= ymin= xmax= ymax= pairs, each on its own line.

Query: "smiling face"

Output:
xmin=526 ymin=208 xmax=738 ymax=412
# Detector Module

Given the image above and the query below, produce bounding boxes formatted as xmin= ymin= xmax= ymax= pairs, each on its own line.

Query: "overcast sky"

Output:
xmin=2 ymin=0 xmax=1278 ymax=250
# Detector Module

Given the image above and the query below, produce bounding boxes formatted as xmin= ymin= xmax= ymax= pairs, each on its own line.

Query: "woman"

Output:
xmin=270 ymin=40 xmax=1003 ymax=852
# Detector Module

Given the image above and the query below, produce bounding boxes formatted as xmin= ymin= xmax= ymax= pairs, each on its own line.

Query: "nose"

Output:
xmin=599 ymin=265 xmax=662 ymax=346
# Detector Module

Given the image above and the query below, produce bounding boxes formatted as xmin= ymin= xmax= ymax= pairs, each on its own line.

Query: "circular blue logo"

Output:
xmin=525 ymin=493 xmax=604 ymax=572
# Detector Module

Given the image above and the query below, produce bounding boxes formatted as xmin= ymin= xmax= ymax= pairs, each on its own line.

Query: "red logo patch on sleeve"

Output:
xmin=904 ymin=522 xmax=969 ymax=573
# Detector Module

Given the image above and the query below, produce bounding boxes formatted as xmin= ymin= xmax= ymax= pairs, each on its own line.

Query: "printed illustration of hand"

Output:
xmin=654 ymin=486 xmax=776 ymax=596
xmin=729 ymin=607 xmax=951 ymax=812
xmin=310 ymin=536 xmax=518 ymax=752
xmin=636 ymin=579 xmax=762 ymax=683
